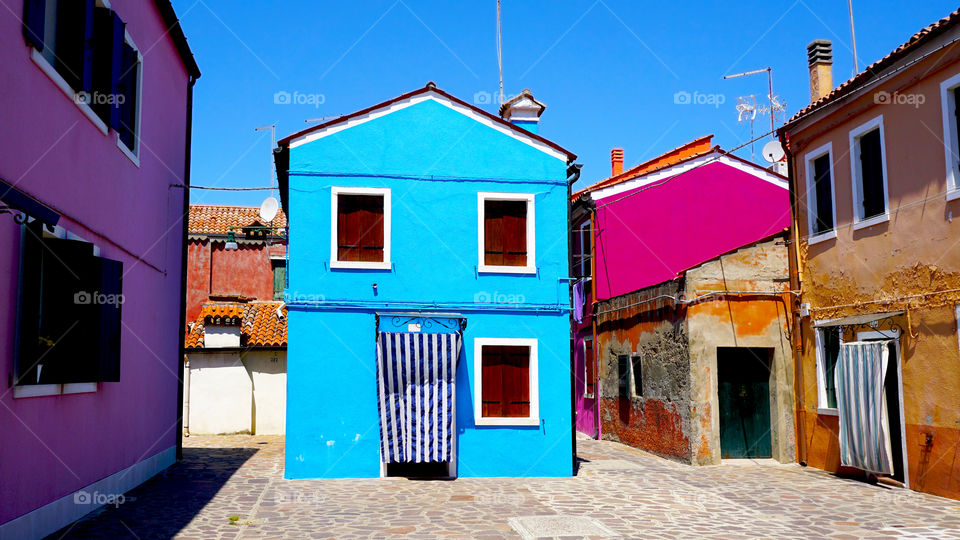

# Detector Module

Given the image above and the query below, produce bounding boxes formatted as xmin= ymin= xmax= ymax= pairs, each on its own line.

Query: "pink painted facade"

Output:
xmin=0 ymin=1 xmax=198 ymax=535
xmin=592 ymin=154 xmax=790 ymax=300
xmin=572 ymin=213 xmax=598 ymax=437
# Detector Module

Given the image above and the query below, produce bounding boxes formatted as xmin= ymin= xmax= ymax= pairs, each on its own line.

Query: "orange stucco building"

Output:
xmin=779 ymin=11 xmax=960 ymax=499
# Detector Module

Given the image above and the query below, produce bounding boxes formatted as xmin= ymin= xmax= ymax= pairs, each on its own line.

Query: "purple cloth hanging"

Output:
xmin=573 ymin=280 xmax=585 ymax=323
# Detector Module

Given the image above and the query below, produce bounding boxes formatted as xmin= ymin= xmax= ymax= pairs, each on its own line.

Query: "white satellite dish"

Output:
xmin=259 ymin=196 xmax=279 ymax=222
xmin=761 ymin=140 xmax=785 ymax=163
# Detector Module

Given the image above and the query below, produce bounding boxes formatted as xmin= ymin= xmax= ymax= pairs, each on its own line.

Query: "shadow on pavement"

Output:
xmin=46 ymin=447 xmax=258 ymax=540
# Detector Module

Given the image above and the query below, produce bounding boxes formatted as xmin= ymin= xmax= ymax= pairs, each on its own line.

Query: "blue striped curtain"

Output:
xmin=376 ymin=332 xmax=460 ymax=464
xmin=834 ymin=341 xmax=894 ymax=474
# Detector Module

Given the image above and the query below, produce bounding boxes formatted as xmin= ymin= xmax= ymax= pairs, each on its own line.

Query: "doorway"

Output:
xmin=717 ymin=347 xmax=773 ymax=458
xmin=857 ymin=330 xmax=907 ymax=485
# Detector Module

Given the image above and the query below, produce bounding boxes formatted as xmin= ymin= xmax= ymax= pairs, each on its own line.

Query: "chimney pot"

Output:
xmin=807 ymin=40 xmax=834 ymax=103
xmin=611 ymin=148 xmax=624 ymax=176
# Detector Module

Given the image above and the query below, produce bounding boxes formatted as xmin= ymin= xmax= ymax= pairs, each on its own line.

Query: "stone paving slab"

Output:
xmin=47 ymin=434 xmax=960 ymax=539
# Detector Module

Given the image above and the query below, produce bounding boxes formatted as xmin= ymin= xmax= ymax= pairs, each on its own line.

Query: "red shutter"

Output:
xmin=358 ymin=195 xmax=384 ymax=262
xmin=483 ymin=201 xmax=504 ymax=266
xmin=481 ymin=346 xmax=503 ymax=417
xmin=585 ymin=341 xmax=595 ymax=396
xmin=338 ymin=194 xmax=384 ymax=263
xmin=484 ymin=200 xmax=527 ymax=267
xmin=502 ymin=345 xmax=530 ymax=417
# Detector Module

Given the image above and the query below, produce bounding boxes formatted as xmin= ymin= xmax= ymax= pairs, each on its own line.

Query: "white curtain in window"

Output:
xmin=834 ymin=341 xmax=894 ymax=475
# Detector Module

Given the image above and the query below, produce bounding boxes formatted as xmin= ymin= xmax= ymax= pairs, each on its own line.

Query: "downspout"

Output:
xmin=176 ymin=74 xmax=197 ymax=461
xmin=182 ymin=355 xmax=190 ymax=436
xmin=590 ymin=201 xmax=600 ymax=441
xmin=780 ymin=130 xmax=807 ymax=467
xmin=567 ymin=162 xmax=582 ymax=472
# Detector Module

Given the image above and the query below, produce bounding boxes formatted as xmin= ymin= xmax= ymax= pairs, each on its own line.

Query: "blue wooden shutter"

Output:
xmin=54 ymin=0 xmax=96 ymax=92
xmin=22 ymin=0 xmax=45 ymax=50
xmin=97 ymin=257 xmax=123 ymax=382
xmin=118 ymin=42 xmax=137 ymax=148
xmin=15 ymin=223 xmax=44 ymax=385
xmin=108 ymin=12 xmax=126 ymax=131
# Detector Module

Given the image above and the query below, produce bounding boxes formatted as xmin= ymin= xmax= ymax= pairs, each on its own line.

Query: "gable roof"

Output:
xmin=186 ymin=301 xmax=287 ymax=349
xmin=153 ymin=1 xmax=201 ymax=79
xmin=276 ymin=82 xmax=576 ymax=161
xmin=785 ymin=8 xmax=960 ymax=126
xmin=188 ymin=204 xmax=287 ymax=235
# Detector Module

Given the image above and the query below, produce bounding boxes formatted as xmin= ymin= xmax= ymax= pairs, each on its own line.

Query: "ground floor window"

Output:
xmin=583 ymin=338 xmax=595 ymax=398
xmin=815 ymin=327 xmax=841 ymax=410
xmin=474 ymin=337 xmax=539 ymax=426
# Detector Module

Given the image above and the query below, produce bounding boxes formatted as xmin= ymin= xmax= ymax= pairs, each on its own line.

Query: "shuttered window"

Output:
xmin=584 ymin=339 xmax=595 ymax=397
xmin=812 ymin=154 xmax=834 ymax=234
xmin=337 ymin=194 xmax=385 ymax=262
xmin=856 ymin=128 xmax=886 ymax=219
xmin=484 ymin=200 xmax=527 ymax=267
xmin=480 ymin=345 xmax=530 ymax=418
xmin=117 ymin=40 xmax=139 ymax=151
xmin=16 ymin=223 xmax=123 ymax=385
xmin=272 ymin=260 xmax=286 ymax=300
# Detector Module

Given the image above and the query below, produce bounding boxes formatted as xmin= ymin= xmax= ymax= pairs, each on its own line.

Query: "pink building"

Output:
xmin=0 ymin=1 xmax=199 ymax=537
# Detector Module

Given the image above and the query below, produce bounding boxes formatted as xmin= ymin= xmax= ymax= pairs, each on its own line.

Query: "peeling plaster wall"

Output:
xmin=785 ymin=38 xmax=960 ymax=499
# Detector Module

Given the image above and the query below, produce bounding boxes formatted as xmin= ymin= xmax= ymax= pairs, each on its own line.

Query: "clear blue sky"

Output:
xmin=174 ymin=0 xmax=959 ymax=206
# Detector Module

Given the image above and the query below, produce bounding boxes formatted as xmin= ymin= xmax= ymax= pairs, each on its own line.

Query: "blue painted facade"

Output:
xmin=277 ymin=85 xmax=576 ymax=478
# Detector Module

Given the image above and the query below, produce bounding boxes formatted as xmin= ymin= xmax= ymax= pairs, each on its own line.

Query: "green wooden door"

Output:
xmin=718 ymin=348 xmax=772 ymax=458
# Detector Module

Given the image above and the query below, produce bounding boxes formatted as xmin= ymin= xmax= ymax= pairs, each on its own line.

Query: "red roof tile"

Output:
xmin=185 ymin=301 xmax=287 ymax=349
xmin=188 ymin=204 xmax=287 ymax=235
xmin=787 ymin=9 xmax=960 ymax=124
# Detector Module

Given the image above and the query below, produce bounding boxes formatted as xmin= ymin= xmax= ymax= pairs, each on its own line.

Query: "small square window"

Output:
xmin=330 ymin=187 xmax=391 ymax=269
xmin=474 ymin=338 xmax=539 ymax=426
xmin=477 ymin=193 xmax=535 ymax=274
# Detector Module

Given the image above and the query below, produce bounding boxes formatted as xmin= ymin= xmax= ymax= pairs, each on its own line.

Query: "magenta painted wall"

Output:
xmin=573 ymin=285 xmax=597 ymax=437
xmin=593 ymin=160 xmax=789 ymax=300
xmin=0 ymin=0 xmax=192 ymax=524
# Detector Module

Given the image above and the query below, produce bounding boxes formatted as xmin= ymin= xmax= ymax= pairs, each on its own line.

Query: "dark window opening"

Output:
xmin=481 ymin=345 xmax=530 ymax=418
xmin=857 ymin=128 xmax=885 ymax=220
xmin=16 ymin=222 xmax=122 ymax=385
xmin=617 ymin=354 xmax=629 ymax=398
xmin=631 ymin=354 xmax=643 ymax=397
xmin=812 ymin=153 xmax=834 ymax=234
xmin=820 ymin=328 xmax=840 ymax=409
xmin=484 ymin=200 xmax=527 ymax=267
xmin=584 ymin=340 xmax=595 ymax=397
xmin=337 ymin=194 xmax=384 ymax=262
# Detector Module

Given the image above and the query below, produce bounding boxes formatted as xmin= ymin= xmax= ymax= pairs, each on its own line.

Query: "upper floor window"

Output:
xmin=271 ymin=259 xmax=286 ymax=300
xmin=474 ymin=338 xmax=539 ymax=426
xmin=477 ymin=192 xmax=536 ymax=274
xmin=573 ymin=219 xmax=592 ymax=280
xmin=330 ymin=187 xmax=391 ymax=270
xmin=849 ymin=116 xmax=889 ymax=228
xmin=939 ymin=72 xmax=960 ymax=200
xmin=803 ymin=143 xmax=836 ymax=244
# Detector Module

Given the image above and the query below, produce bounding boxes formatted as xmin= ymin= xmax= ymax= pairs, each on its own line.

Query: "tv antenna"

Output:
xmin=255 ymin=124 xmax=279 ymax=221
xmin=735 ymin=95 xmax=758 ymax=160
xmin=723 ymin=67 xmax=779 ymax=141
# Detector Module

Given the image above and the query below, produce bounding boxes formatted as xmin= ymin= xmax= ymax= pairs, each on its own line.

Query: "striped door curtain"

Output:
xmin=376 ymin=332 xmax=461 ymax=464
xmin=834 ymin=341 xmax=895 ymax=475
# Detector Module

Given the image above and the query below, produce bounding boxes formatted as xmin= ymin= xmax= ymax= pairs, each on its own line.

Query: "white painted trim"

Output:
xmin=816 ymin=408 xmax=839 ymax=416
xmin=287 ymin=91 xmax=568 ymax=162
xmin=589 ymin=151 xmax=789 ymax=201
xmin=476 ymin=192 xmax=537 ymax=275
xmin=582 ymin=338 xmax=594 ymax=399
xmin=0 ymin=446 xmax=175 ymax=540
xmin=848 ymin=115 xmax=890 ymax=225
xmin=115 ymin=31 xmax=142 ymax=166
xmin=473 ymin=337 xmax=540 ymax=427
xmin=30 ymin=48 xmax=109 ymax=136
xmin=13 ymin=384 xmax=62 ymax=398
xmin=628 ymin=353 xmax=642 ymax=399
xmin=62 ymin=382 xmax=98 ymax=394
xmin=814 ymin=327 xmax=840 ymax=409
xmin=329 ymin=186 xmax=392 ymax=270
xmin=939 ymin=72 xmax=960 ymax=194
xmin=856 ymin=329 xmax=909 ymax=489
xmin=851 ymin=212 xmax=890 ymax=231
xmin=803 ymin=142 xmax=838 ymax=242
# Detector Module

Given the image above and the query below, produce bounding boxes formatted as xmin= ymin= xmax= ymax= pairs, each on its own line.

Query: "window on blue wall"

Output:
xmin=478 ymin=192 xmax=535 ymax=274
xmin=331 ymin=187 xmax=391 ymax=269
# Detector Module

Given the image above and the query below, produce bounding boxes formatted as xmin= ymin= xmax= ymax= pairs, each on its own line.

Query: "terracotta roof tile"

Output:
xmin=188 ymin=204 xmax=287 ymax=235
xmin=185 ymin=301 xmax=287 ymax=349
xmin=787 ymin=9 xmax=960 ymax=124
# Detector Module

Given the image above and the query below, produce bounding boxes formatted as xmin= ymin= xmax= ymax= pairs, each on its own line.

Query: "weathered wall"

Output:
xmin=784 ymin=31 xmax=960 ymax=499
xmin=596 ymin=282 xmax=694 ymax=462
xmin=684 ymin=237 xmax=795 ymax=464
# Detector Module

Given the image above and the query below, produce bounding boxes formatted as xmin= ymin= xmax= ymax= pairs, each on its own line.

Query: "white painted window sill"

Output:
xmin=807 ymin=230 xmax=837 ymax=246
xmin=852 ymin=213 xmax=890 ymax=231
xmin=13 ymin=382 xmax=97 ymax=399
xmin=116 ymin=136 xmax=140 ymax=167
xmin=816 ymin=407 xmax=839 ymax=416
xmin=947 ymin=189 xmax=960 ymax=202
xmin=30 ymin=48 xmax=108 ymax=136
xmin=330 ymin=260 xmax=392 ymax=270
xmin=583 ymin=393 xmax=595 ymax=399
xmin=474 ymin=416 xmax=540 ymax=427
xmin=477 ymin=264 xmax=537 ymax=275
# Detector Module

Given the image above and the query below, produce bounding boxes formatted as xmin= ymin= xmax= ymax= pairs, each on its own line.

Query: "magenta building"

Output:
xmin=0 ymin=1 xmax=199 ymax=536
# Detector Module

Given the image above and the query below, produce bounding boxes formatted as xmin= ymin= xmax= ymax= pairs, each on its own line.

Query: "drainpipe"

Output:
xmin=590 ymin=201 xmax=600 ymax=441
xmin=780 ymin=130 xmax=807 ymax=467
xmin=567 ymin=162 xmax=582 ymax=471
xmin=183 ymin=355 xmax=190 ymax=436
xmin=176 ymin=74 xmax=197 ymax=461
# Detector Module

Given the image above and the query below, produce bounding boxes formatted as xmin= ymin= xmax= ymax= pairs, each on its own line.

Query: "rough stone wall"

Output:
xmin=596 ymin=282 xmax=695 ymax=462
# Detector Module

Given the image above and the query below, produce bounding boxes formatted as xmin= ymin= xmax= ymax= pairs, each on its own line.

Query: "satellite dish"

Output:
xmin=761 ymin=140 xmax=785 ymax=163
xmin=259 ymin=196 xmax=279 ymax=222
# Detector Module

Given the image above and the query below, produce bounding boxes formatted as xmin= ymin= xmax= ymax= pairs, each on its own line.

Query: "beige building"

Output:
xmin=779 ymin=11 xmax=960 ymax=500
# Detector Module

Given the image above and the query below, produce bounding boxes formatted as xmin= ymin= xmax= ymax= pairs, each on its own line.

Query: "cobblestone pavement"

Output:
xmin=49 ymin=434 xmax=960 ymax=539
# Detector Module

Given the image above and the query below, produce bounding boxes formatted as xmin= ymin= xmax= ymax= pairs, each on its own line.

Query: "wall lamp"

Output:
xmin=223 ymin=225 xmax=287 ymax=251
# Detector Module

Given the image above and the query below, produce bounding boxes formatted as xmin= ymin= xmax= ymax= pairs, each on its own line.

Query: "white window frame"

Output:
xmin=803 ymin=142 xmax=838 ymax=245
xmin=473 ymin=337 xmax=539 ymax=426
xmin=13 ymin=223 xmax=100 ymax=398
xmin=329 ymin=186 xmax=392 ymax=270
xmin=628 ymin=353 xmax=642 ymax=399
xmin=115 ymin=29 xmax=143 ymax=166
xmin=476 ymin=192 xmax=536 ymax=274
xmin=848 ymin=115 xmax=890 ymax=229
xmin=576 ymin=219 xmax=592 ymax=280
xmin=939 ymin=72 xmax=960 ymax=201
xmin=814 ymin=327 xmax=841 ymax=415
xmin=582 ymin=338 xmax=594 ymax=399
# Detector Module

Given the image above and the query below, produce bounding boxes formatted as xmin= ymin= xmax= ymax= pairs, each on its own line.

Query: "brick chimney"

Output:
xmin=807 ymin=40 xmax=833 ymax=102
xmin=611 ymin=148 xmax=624 ymax=176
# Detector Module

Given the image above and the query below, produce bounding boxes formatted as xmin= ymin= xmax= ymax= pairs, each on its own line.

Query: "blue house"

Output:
xmin=274 ymin=83 xmax=579 ymax=478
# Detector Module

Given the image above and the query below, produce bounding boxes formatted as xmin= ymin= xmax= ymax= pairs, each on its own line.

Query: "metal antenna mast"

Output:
xmin=848 ymin=0 xmax=859 ymax=73
xmin=497 ymin=0 xmax=504 ymax=104
xmin=724 ymin=68 xmax=780 ymax=141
